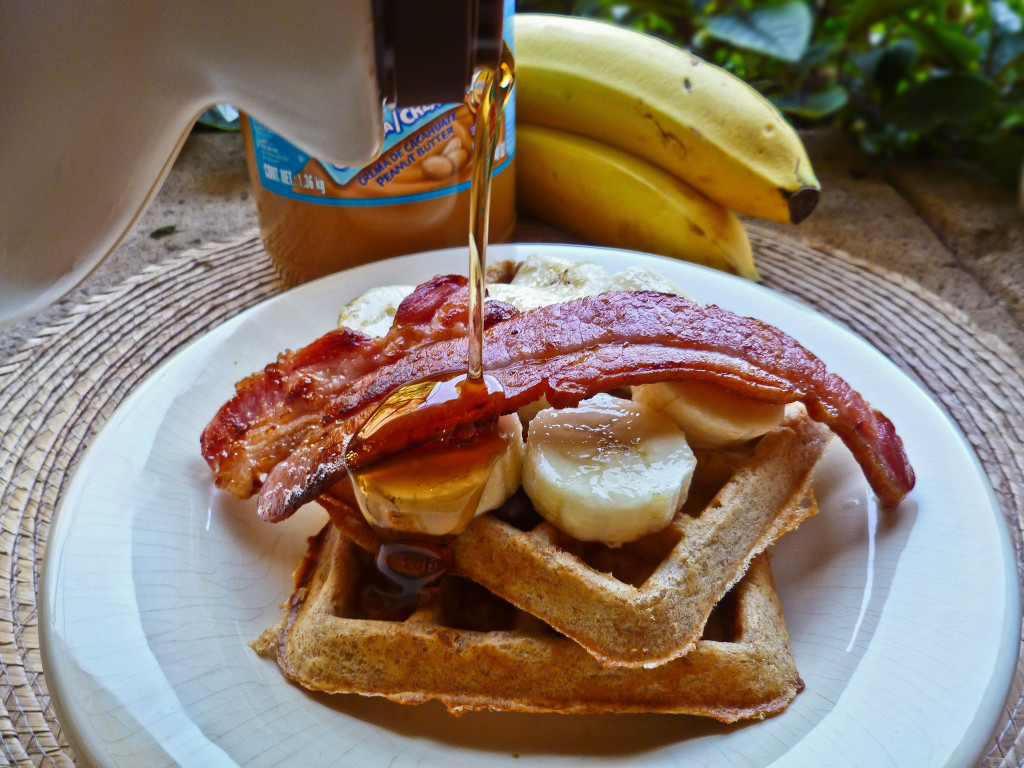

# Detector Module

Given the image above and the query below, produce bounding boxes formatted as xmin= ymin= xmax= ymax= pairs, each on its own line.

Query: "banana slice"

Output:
xmin=487 ymin=253 xmax=692 ymax=311
xmin=351 ymin=414 xmax=523 ymax=537
xmin=337 ymin=255 xmax=693 ymax=338
xmin=338 ymin=284 xmax=415 ymax=336
xmin=517 ymin=394 xmax=552 ymax=426
xmin=605 ymin=265 xmax=692 ymax=297
xmin=631 ymin=380 xmax=784 ymax=450
xmin=523 ymin=393 xmax=695 ymax=547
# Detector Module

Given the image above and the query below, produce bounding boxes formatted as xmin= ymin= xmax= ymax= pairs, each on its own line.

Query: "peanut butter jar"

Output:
xmin=242 ymin=1 xmax=516 ymax=285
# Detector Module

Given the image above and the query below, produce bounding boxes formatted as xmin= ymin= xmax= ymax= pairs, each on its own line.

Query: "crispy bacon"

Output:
xmin=229 ymin=288 xmax=914 ymax=523
xmin=200 ymin=275 xmax=516 ymax=497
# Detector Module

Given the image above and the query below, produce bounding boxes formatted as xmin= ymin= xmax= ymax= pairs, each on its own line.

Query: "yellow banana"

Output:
xmin=516 ymin=122 xmax=758 ymax=279
xmin=513 ymin=13 xmax=820 ymax=224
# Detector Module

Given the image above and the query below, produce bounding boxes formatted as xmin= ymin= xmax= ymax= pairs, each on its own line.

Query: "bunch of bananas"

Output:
xmin=512 ymin=14 xmax=820 ymax=280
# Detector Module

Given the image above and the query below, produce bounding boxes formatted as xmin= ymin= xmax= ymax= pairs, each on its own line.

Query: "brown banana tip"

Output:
xmin=786 ymin=186 xmax=820 ymax=225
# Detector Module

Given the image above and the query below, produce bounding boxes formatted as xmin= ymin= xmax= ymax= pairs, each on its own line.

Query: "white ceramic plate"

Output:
xmin=41 ymin=244 xmax=1019 ymax=768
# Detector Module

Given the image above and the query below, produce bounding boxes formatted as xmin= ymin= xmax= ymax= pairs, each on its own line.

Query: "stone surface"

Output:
xmin=885 ymin=157 xmax=1024 ymax=346
xmin=0 ymin=131 xmax=258 ymax=363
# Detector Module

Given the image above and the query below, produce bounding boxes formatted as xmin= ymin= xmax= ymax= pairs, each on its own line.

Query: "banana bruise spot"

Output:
xmin=203 ymin=285 xmax=916 ymax=522
xmin=637 ymin=109 xmax=692 ymax=155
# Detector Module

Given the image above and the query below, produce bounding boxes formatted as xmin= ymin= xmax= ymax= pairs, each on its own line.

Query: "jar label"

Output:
xmin=247 ymin=0 xmax=515 ymax=207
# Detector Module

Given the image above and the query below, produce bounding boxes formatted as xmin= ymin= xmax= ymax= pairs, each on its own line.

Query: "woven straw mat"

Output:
xmin=1 ymin=226 xmax=1022 ymax=767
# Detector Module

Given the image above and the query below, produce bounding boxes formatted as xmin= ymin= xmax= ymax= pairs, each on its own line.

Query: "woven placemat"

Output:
xmin=1 ymin=226 xmax=1021 ymax=767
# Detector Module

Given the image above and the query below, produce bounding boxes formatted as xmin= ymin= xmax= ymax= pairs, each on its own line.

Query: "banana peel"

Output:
xmin=514 ymin=13 xmax=819 ymax=225
xmin=516 ymin=123 xmax=760 ymax=280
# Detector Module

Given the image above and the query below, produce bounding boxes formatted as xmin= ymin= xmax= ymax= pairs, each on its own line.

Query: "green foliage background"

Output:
xmin=518 ymin=0 xmax=1024 ymax=186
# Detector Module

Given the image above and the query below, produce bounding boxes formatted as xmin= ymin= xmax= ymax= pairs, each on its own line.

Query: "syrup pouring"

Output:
xmin=345 ymin=48 xmax=517 ymax=618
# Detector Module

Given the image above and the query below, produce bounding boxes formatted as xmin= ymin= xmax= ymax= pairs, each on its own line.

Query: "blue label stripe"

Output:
xmin=250 ymin=0 xmax=516 ymax=208
xmin=254 ymin=153 xmax=514 ymax=207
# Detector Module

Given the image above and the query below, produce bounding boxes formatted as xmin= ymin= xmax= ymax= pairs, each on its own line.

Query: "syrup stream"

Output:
xmin=467 ymin=46 xmax=515 ymax=381
xmin=348 ymin=50 xmax=515 ymax=620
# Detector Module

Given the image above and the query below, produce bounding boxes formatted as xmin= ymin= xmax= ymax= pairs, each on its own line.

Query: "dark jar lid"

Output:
xmin=375 ymin=0 xmax=504 ymax=107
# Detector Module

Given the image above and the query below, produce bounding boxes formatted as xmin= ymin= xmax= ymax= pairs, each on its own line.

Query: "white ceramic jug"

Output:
xmin=0 ymin=0 xmax=502 ymax=326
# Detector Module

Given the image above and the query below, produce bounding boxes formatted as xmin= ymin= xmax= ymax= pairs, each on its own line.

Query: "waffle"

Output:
xmin=321 ymin=404 xmax=829 ymax=668
xmin=256 ymin=522 xmax=804 ymax=721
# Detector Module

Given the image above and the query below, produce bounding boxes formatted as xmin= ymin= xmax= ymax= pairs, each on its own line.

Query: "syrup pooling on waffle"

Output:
xmin=256 ymin=524 xmax=804 ymax=720
xmin=342 ymin=373 xmax=516 ymax=619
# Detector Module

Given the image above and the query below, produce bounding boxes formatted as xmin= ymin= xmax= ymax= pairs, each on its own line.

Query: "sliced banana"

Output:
xmin=351 ymin=414 xmax=524 ymax=537
xmin=505 ymin=252 xmax=612 ymax=298
xmin=488 ymin=254 xmax=694 ymax=423
xmin=475 ymin=416 xmax=525 ymax=515
xmin=337 ymin=254 xmax=692 ymax=338
xmin=338 ymin=284 xmax=415 ymax=336
xmin=605 ymin=265 xmax=692 ymax=297
xmin=522 ymin=393 xmax=695 ymax=547
xmin=631 ymin=380 xmax=784 ymax=450
xmin=517 ymin=394 xmax=552 ymax=426
xmin=488 ymin=253 xmax=691 ymax=311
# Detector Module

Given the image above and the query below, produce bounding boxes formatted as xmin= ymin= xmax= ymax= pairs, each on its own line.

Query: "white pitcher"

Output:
xmin=0 ymin=0 xmax=503 ymax=326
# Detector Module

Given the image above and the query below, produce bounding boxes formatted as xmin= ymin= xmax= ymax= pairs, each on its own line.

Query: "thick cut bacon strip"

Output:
xmin=200 ymin=327 xmax=379 ymax=498
xmin=249 ymin=290 xmax=915 ymax=523
xmin=200 ymin=275 xmax=515 ymax=497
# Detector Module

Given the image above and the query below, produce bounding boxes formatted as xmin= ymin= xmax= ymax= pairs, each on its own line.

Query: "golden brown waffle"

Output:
xmin=256 ymin=523 xmax=804 ymax=721
xmin=321 ymin=404 xmax=830 ymax=668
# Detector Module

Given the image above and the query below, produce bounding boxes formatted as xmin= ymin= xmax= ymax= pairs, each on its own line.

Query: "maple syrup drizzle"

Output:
xmin=348 ymin=49 xmax=515 ymax=620
xmin=467 ymin=44 xmax=515 ymax=382
xmin=346 ymin=372 xmax=505 ymax=535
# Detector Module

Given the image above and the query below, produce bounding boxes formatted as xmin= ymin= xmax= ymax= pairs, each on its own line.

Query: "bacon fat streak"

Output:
xmin=201 ymin=276 xmax=915 ymax=522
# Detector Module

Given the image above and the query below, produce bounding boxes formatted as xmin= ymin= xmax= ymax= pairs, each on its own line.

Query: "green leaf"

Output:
xmin=196 ymin=104 xmax=240 ymax=131
xmin=149 ymin=224 xmax=177 ymax=239
xmin=799 ymin=41 xmax=840 ymax=70
xmin=701 ymin=1 xmax=813 ymax=62
xmin=886 ymin=73 xmax=1000 ymax=130
xmin=773 ymin=84 xmax=849 ymax=118
xmin=1002 ymin=86 xmax=1024 ymax=120
xmin=999 ymin=110 xmax=1024 ymax=129
xmin=873 ymin=40 xmax=918 ymax=102
xmin=968 ymin=133 xmax=1024 ymax=186
xmin=852 ymin=47 xmax=885 ymax=77
xmin=905 ymin=19 xmax=984 ymax=69
xmin=993 ymin=33 xmax=1024 ymax=75
xmin=992 ymin=0 xmax=1023 ymax=34
xmin=845 ymin=0 xmax=930 ymax=41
